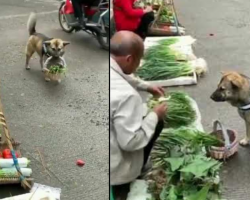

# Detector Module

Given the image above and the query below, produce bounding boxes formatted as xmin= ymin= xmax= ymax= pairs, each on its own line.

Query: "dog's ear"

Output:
xmin=63 ymin=41 xmax=70 ymax=46
xmin=229 ymin=77 xmax=245 ymax=89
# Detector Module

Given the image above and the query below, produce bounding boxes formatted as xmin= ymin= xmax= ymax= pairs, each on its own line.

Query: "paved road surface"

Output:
xmin=174 ymin=0 xmax=250 ymax=199
xmin=0 ymin=0 xmax=109 ymax=199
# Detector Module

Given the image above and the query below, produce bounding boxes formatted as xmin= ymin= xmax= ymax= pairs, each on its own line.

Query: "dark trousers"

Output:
xmin=112 ymin=120 xmax=164 ymax=200
xmin=134 ymin=11 xmax=155 ymax=40
xmin=71 ymin=0 xmax=100 ymax=19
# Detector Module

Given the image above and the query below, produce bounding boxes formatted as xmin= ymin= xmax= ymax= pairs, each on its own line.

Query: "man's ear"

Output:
xmin=63 ymin=41 xmax=70 ymax=46
xmin=125 ymin=55 xmax=132 ymax=62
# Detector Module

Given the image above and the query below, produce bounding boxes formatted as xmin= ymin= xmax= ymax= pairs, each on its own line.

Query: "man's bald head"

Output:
xmin=110 ymin=31 xmax=144 ymax=57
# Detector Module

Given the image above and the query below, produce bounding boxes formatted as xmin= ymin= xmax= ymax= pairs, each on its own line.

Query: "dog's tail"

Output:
xmin=27 ymin=12 xmax=37 ymax=35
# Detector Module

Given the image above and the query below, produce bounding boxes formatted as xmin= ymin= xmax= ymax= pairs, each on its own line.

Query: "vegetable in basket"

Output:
xmin=148 ymin=92 xmax=196 ymax=128
xmin=49 ymin=65 xmax=66 ymax=75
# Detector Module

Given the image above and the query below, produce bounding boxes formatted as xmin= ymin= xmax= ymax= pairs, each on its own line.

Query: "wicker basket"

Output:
xmin=208 ymin=120 xmax=239 ymax=160
xmin=44 ymin=69 xmax=65 ymax=82
xmin=48 ymin=73 xmax=64 ymax=82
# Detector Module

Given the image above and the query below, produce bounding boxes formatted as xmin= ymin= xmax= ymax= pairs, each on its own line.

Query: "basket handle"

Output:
xmin=213 ymin=120 xmax=231 ymax=149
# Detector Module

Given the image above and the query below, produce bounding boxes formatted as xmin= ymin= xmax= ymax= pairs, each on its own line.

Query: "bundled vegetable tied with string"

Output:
xmin=148 ymin=92 xmax=196 ymax=128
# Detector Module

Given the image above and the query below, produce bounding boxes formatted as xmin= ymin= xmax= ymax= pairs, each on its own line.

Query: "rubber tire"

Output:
xmin=96 ymin=27 xmax=109 ymax=51
xmin=58 ymin=2 xmax=74 ymax=33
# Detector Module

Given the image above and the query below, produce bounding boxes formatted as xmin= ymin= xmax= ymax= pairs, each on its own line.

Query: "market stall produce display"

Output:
xmin=148 ymin=127 xmax=223 ymax=200
xmin=158 ymin=6 xmax=175 ymax=25
xmin=127 ymin=95 xmax=224 ymax=200
xmin=135 ymin=36 xmax=208 ymax=87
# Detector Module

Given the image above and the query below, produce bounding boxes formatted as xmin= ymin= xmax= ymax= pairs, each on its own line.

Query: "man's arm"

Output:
xmin=114 ymin=93 xmax=158 ymax=152
xmin=127 ymin=74 xmax=150 ymax=91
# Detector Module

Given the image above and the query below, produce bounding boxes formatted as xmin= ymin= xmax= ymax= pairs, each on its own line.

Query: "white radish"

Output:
xmin=0 ymin=158 xmax=30 ymax=168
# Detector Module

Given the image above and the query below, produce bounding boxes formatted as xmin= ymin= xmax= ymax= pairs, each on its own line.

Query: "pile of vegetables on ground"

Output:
xmin=148 ymin=92 xmax=196 ymax=128
xmin=136 ymin=38 xmax=195 ymax=81
xmin=147 ymin=127 xmax=223 ymax=200
xmin=142 ymin=92 xmax=224 ymax=200
xmin=158 ymin=6 xmax=175 ymax=25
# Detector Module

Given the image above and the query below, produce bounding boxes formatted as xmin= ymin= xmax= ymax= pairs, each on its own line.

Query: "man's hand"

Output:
xmin=147 ymin=86 xmax=165 ymax=97
xmin=153 ymin=103 xmax=167 ymax=119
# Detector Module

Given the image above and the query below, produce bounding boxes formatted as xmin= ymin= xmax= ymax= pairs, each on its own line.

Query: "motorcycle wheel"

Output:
xmin=96 ymin=26 xmax=109 ymax=51
xmin=58 ymin=2 xmax=74 ymax=33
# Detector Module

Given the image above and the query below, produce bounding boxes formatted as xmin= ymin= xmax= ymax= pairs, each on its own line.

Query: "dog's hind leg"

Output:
xmin=25 ymin=50 xmax=34 ymax=70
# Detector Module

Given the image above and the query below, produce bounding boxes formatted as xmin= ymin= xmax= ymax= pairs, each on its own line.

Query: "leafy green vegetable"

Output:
xmin=186 ymin=184 xmax=210 ymax=200
xmin=164 ymin=157 xmax=184 ymax=171
xmin=158 ymin=6 xmax=175 ymax=24
xmin=49 ymin=65 xmax=66 ymax=75
xmin=180 ymin=156 xmax=221 ymax=177
xmin=166 ymin=185 xmax=177 ymax=200
xmin=149 ymin=126 xmax=223 ymax=200
xmin=148 ymin=92 xmax=196 ymax=128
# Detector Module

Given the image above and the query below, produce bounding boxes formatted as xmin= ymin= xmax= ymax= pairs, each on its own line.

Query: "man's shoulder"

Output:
xmin=111 ymin=71 xmax=140 ymax=101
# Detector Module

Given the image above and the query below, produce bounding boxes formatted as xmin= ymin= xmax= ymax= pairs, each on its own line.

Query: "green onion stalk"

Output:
xmin=148 ymin=92 xmax=196 ymax=128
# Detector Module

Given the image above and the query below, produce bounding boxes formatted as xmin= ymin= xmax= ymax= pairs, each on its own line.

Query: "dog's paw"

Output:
xmin=240 ymin=138 xmax=250 ymax=146
xmin=26 ymin=66 xmax=31 ymax=70
xmin=45 ymin=78 xmax=51 ymax=82
xmin=57 ymin=79 xmax=61 ymax=84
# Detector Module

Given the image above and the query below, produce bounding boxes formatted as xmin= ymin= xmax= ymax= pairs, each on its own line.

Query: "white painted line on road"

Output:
xmin=0 ymin=10 xmax=58 ymax=20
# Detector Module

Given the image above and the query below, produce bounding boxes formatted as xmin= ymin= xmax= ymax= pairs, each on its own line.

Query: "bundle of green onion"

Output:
xmin=49 ymin=65 xmax=66 ymax=75
xmin=136 ymin=61 xmax=193 ymax=80
xmin=136 ymin=38 xmax=194 ymax=81
xmin=148 ymin=92 xmax=196 ymax=128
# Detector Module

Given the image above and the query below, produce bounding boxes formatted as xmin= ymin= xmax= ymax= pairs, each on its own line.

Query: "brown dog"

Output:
xmin=211 ymin=71 xmax=250 ymax=146
xmin=25 ymin=12 xmax=70 ymax=71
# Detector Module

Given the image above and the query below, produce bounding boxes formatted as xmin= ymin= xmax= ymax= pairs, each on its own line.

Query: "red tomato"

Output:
xmin=2 ymin=149 xmax=19 ymax=159
xmin=76 ymin=159 xmax=85 ymax=167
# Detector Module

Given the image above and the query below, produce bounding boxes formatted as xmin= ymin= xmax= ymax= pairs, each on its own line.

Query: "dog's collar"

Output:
xmin=42 ymin=42 xmax=51 ymax=57
xmin=239 ymin=103 xmax=250 ymax=111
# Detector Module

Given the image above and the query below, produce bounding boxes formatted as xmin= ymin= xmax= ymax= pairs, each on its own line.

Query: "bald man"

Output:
xmin=110 ymin=31 xmax=167 ymax=199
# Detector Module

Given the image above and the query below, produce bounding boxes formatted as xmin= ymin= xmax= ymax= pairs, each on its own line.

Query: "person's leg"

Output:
xmin=143 ymin=120 xmax=164 ymax=165
xmin=71 ymin=0 xmax=84 ymax=27
xmin=135 ymin=11 xmax=155 ymax=39
xmin=112 ymin=183 xmax=131 ymax=200
xmin=71 ymin=0 xmax=82 ymax=18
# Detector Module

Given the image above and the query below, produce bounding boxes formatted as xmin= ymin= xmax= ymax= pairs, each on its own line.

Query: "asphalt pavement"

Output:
xmin=0 ymin=0 xmax=108 ymax=199
xmin=173 ymin=0 xmax=250 ymax=199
